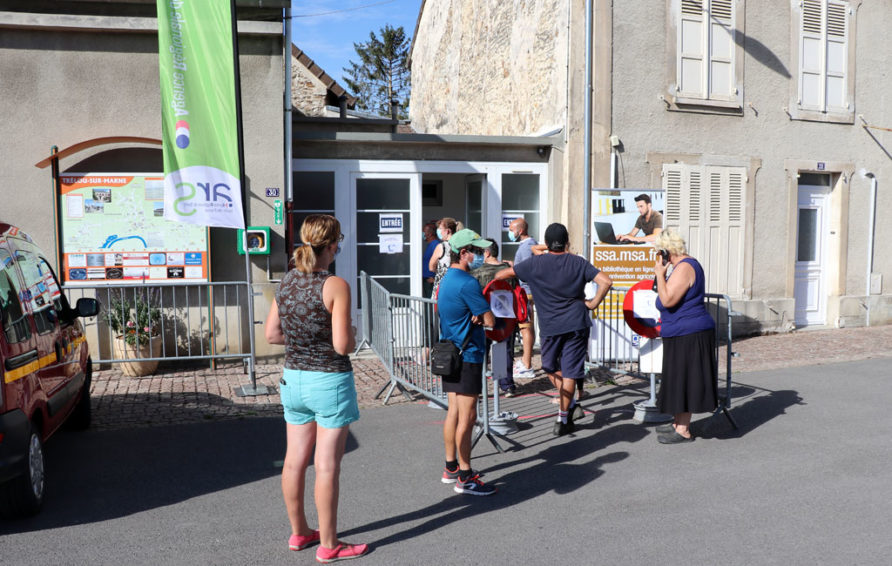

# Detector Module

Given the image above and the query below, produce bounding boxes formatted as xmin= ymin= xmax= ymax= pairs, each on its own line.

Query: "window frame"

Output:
xmin=788 ymin=0 xmax=857 ymax=123
xmin=665 ymin=0 xmax=746 ymax=114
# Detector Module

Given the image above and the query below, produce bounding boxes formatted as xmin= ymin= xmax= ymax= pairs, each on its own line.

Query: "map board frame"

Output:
xmin=59 ymin=173 xmax=209 ymax=285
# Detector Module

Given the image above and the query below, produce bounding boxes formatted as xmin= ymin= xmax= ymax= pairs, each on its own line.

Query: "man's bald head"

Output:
xmin=509 ymin=218 xmax=528 ymax=236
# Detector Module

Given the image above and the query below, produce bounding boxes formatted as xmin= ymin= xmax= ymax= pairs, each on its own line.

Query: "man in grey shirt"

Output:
xmin=508 ymin=217 xmax=537 ymax=378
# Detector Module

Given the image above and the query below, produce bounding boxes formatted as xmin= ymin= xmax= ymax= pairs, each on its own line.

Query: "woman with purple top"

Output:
xmin=652 ymin=230 xmax=717 ymax=444
xmin=265 ymin=214 xmax=368 ymax=562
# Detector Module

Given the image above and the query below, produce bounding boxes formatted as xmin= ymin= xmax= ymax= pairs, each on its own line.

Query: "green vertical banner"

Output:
xmin=157 ymin=0 xmax=245 ymax=229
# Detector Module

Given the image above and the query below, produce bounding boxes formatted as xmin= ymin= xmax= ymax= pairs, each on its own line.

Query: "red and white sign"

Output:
xmin=622 ymin=279 xmax=661 ymax=338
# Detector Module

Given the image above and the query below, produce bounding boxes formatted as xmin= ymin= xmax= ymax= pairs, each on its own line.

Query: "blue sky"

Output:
xmin=291 ymin=0 xmax=422 ymax=90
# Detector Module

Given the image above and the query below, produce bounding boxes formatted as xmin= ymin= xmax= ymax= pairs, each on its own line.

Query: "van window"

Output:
xmin=0 ymin=249 xmax=31 ymax=344
xmin=13 ymin=249 xmax=60 ymax=334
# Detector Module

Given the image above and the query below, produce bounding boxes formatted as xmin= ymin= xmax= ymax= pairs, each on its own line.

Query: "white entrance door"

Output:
xmin=794 ymin=180 xmax=830 ymax=327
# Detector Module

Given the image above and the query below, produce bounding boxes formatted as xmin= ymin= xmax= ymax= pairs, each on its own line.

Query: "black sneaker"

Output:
xmin=552 ymin=420 xmax=575 ymax=436
xmin=454 ymin=473 xmax=497 ymax=496
xmin=503 ymin=386 xmax=517 ymax=398
xmin=570 ymin=404 xmax=585 ymax=423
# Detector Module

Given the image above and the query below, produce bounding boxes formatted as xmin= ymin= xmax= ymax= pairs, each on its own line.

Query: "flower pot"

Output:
xmin=114 ymin=336 xmax=163 ymax=377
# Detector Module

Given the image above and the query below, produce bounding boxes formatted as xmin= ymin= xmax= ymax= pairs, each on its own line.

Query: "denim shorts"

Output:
xmin=279 ymin=368 xmax=360 ymax=429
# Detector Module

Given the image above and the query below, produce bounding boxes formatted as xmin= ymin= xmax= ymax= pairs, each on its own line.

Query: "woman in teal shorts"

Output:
xmin=265 ymin=214 xmax=368 ymax=563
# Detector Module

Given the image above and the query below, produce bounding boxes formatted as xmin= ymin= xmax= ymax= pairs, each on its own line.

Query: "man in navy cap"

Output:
xmin=495 ymin=223 xmax=613 ymax=436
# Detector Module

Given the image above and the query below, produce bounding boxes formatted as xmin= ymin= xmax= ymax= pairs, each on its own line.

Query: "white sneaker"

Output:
xmin=513 ymin=364 xmax=536 ymax=379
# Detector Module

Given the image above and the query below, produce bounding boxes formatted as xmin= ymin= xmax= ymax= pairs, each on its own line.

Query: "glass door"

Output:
xmin=465 ymin=174 xmax=485 ymax=234
xmin=354 ymin=175 xmax=417 ymax=298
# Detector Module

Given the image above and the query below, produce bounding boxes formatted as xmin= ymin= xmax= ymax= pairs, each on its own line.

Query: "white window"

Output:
xmin=663 ymin=163 xmax=747 ymax=298
xmin=791 ymin=0 xmax=855 ymax=122
xmin=670 ymin=0 xmax=743 ymax=109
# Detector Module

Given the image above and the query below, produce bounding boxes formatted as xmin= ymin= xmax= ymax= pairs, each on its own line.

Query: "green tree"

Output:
xmin=343 ymin=24 xmax=411 ymax=119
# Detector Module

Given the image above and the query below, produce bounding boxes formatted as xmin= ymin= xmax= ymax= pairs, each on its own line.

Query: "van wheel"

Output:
xmin=0 ymin=423 xmax=46 ymax=518
xmin=69 ymin=359 xmax=92 ymax=430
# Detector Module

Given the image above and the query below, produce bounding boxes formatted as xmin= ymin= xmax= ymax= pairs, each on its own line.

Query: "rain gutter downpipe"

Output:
xmin=284 ymin=6 xmax=293 ymax=203
xmin=859 ymin=169 xmax=877 ymax=326
xmin=583 ymin=0 xmax=593 ymax=261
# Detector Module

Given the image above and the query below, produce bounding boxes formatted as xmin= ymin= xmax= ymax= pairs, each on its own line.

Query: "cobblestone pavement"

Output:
xmin=89 ymin=325 xmax=892 ymax=431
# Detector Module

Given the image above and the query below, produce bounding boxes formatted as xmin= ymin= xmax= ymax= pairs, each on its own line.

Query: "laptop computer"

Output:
xmin=594 ymin=221 xmax=632 ymax=245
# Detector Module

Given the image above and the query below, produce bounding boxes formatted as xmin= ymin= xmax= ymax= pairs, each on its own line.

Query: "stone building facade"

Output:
xmin=409 ymin=0 xmax=892 ymax=332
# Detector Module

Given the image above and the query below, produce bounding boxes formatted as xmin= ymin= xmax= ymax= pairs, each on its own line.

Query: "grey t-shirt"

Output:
xmin=514 ymin=237 xmax=538 ymax=293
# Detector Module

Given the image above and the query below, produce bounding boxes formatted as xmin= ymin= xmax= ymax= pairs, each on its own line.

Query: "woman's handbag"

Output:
xmin=430 ymin=328 xmax=472 ymax=376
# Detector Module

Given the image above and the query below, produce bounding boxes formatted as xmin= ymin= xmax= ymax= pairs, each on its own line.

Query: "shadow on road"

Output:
xmin=0 ymin=417 xmax=356 ymax=534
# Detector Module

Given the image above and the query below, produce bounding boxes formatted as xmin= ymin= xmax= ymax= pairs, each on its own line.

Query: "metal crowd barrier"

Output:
xmin=357 ymin=272 xmax=510 ymax=450
xmin=63 ymin=281 xmax=254 ymax=367
xmin=587 ymin=284 xmax=737 ymax=427
xmin=358 ymin=271 xmax=444 ymax=407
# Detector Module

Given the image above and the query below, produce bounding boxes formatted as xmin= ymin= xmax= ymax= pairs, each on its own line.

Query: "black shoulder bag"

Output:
xmin=430 ymin=327 xmax=473 ymax=376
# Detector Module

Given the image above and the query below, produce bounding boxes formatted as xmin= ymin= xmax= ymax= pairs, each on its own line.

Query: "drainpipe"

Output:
xmin=582 ymin=0 xmax=593 ymax=261
xmin=284 ymin=6 xmax=293 ymax=204
xmin=339 ymin=94 xmax=348 ymax=118
xmin=859 ymin=169 xmax=877 ymax=326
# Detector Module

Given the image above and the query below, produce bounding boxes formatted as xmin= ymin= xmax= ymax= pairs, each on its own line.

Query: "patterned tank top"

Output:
xmin=275 ymin=270 xmax=352 ymax=373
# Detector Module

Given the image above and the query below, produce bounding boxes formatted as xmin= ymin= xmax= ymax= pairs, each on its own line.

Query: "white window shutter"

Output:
xmin=799 ymin=0 xmax=824 ymax=110
xmin=663 ymin=163 xmax=746 ymax=298
xmin=825 ymin=0 xmax=848 ymax=111
xmin=708 ymin=0 xmax=735 ymax=100
xmin=678 ymin=1 xmax=706 ymax=97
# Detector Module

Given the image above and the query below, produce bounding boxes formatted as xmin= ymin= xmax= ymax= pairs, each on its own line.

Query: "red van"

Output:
xmin=0 ymin=223 xmax=98 ymax=518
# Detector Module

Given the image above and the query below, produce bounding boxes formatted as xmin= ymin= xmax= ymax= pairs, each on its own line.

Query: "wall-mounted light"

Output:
xmin=536 ymin=146 xmax=547 ymax=157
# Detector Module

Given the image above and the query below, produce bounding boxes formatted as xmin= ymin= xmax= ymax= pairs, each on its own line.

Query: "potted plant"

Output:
xmin=106 ymin=287 xmax=162 ymax=377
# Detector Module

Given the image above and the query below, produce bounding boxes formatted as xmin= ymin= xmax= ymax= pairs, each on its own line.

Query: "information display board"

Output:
xmin=59 ymin=173 xmax=209 ymax=285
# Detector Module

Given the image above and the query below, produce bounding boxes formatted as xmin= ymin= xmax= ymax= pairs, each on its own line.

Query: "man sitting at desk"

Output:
xmin=617 ymin=193 xmax=663 ymax=243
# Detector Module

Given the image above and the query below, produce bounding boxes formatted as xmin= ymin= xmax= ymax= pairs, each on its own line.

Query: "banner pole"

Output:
xmin=230 ymin=0 xmax=266 ymax=397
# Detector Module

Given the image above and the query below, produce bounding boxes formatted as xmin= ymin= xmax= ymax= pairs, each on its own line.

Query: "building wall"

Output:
xmin=409 ymin=0 xmax=892 ymax=331
xmin=609 ymin=0 xmax=891 ymax=330
xmin=410 ymin=0 xmax=569 ymax=136
xmin=291 ymin=57 xmax=329 ymax=117
xmin=0 ymin=9 xmax=287 ymax=355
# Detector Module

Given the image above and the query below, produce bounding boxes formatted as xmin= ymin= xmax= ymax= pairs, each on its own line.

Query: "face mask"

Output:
xmin=508 ymin=230 xmax=518 ymax=242
xmin=436 ymin=228 xmax=444 ymax=240
xmin=469 ymin=253 xmax=484 ymax=270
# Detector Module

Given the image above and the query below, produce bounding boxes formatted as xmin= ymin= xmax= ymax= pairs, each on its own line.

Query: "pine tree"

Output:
xmin=343 ymin=24 xmax=411 ymax=119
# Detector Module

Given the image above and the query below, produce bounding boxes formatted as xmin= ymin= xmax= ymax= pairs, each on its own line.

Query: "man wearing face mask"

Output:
xmin=436 ymin=229 xmax=497 ymax=496
xmin=507 ymin=218 xmax=538 ymax=379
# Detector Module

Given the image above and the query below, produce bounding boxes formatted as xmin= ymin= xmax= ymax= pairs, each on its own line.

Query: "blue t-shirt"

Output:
xmin=422 ymin=239 xmax=440 ymax=278
xmin=513 ymin=237 xmax=538 ymax=293
xmin=437 ymin=267 xmax=491 ymax=363
xmin=656 ymin=257 xmax=715 ymax=337
xmin=512 ymin=253 xmax=599 ymax=337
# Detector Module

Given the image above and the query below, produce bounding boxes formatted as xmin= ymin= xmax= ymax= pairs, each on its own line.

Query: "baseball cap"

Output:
xmin=544 ymin=222 xmax=569 ymax=250
xmin=449 ymin=229 xmax=491 ymax=252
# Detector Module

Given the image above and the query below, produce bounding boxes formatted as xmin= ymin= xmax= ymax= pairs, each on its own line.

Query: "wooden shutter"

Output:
xmin=707 ymin=0 xmax=735 ymax=100
xmin=799 ymin=0 xmax=824 ymax=109
xmin=663 ymin=163 xmax=746 ymax=297
xmin=824 ymin=0 xmax=849 ymax=111
xmin=678 ymin=0 xmax=706 ymax=97
xmin=799 ymin=0 xmax=850 ymax=112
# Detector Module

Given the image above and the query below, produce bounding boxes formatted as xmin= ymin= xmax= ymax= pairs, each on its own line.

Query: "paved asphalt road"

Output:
xmin=3 ymin=356 xmax=892 ymax=565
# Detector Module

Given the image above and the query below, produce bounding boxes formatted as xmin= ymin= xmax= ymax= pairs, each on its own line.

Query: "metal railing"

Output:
xmin=63 ymin=281 xmax=254 ymax=367
xmin=358 ymin=271 xmax=444 ymax=406
xmin=587 ymin=285 xmax=737 ymax=427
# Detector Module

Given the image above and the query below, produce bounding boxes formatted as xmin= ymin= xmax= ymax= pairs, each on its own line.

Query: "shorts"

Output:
xmin=518 ymin=294 xmax=535 ymax=329
xmin=540 ymin=329 xmax=589 ymax=379
xmin=441 ymin=361 xmax=483 ymax=395
xmin=279 ymin=368 xmax=360 ymax=429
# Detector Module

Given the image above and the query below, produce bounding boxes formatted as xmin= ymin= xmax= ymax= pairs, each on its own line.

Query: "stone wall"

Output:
xmin=291 ymin=56 xmax=329 ymax=117
xmin=410 ymin=0 xmax=568 ymax=136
